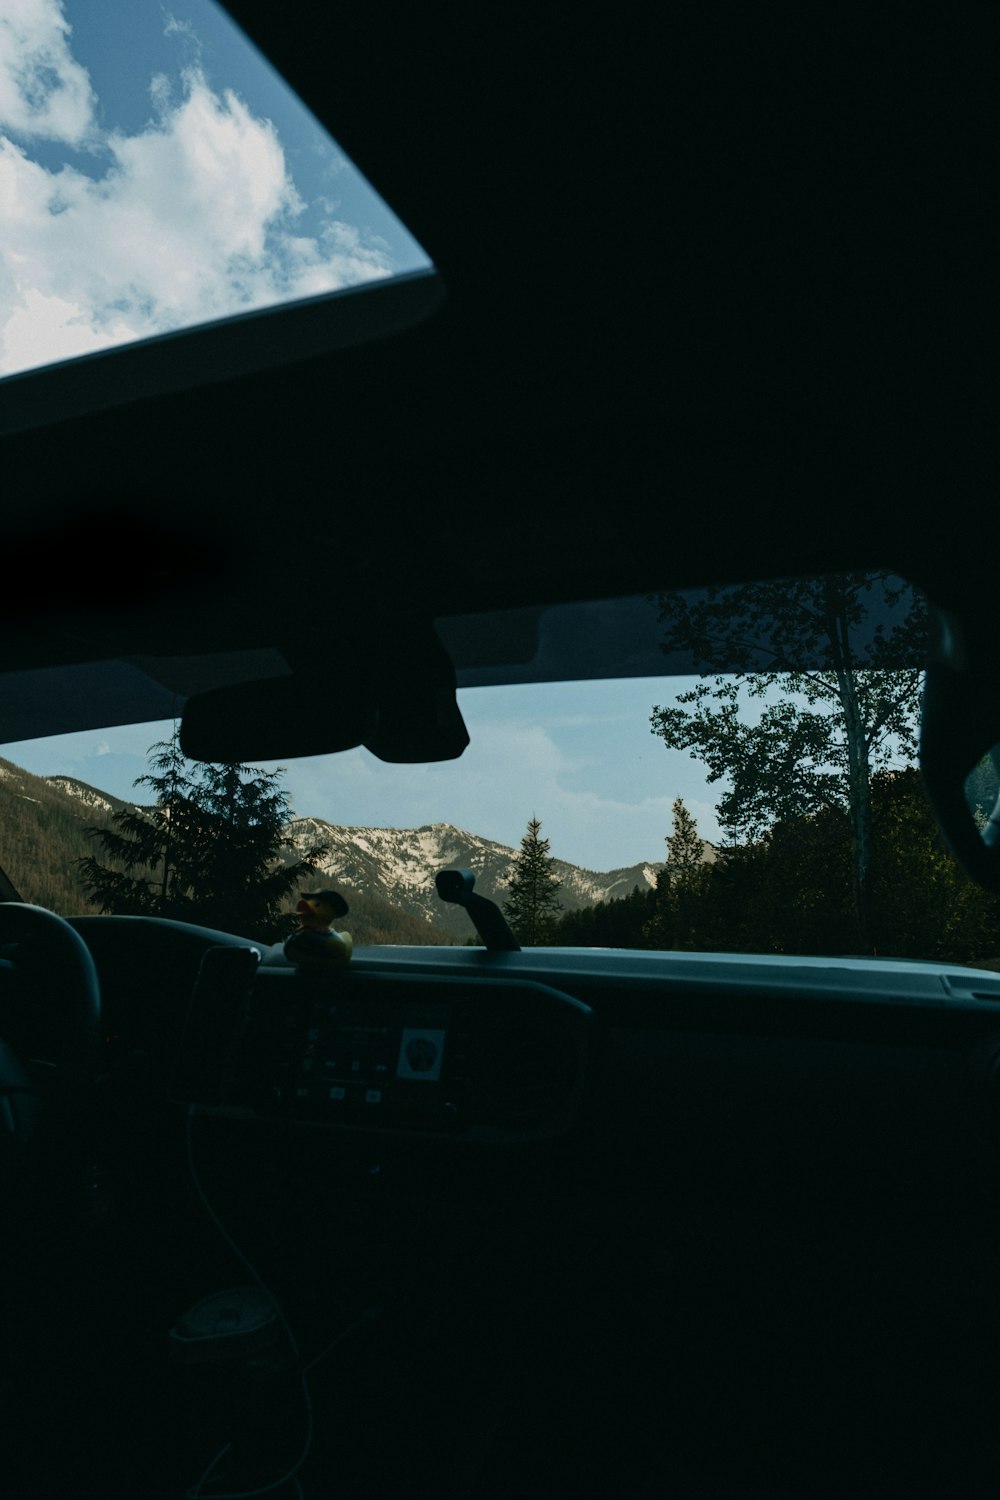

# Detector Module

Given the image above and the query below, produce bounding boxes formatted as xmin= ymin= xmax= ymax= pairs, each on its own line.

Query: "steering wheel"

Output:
xmin=0 ymin=903 xmax=102 ymax=1156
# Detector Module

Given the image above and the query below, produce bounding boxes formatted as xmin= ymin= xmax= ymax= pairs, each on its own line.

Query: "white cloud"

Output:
xmin=162 ymin=12 xmax=200 ymax=52
xmin=0 ymin=0 xmax=97 ymax=146
xmin=95 ymin=740 xmax=110 ymax=755
xmin=1 ymin=282 xmax=136 ymax=368
xmin=0 ymin=25 xmax=394 ymax=377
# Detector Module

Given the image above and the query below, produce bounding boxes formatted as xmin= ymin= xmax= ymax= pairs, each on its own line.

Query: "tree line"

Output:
xmin=503 ymin=573 xmax=1000 ymax=965
xmin=547 ymin=779 xmax=1000 ymax=964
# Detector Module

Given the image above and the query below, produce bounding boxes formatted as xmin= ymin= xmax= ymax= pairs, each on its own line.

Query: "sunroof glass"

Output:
xmin=0 ymin=0 xmax=431 ymax=380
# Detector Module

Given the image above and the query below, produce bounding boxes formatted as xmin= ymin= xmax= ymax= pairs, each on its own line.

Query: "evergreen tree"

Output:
xmin=503 ymin=816 xmax=563 ymax=945
xmin=644 ymin=797 xmax=709 ymax=949
xmin=667 ymin=796 xmax=704 ymax=876
xmin=76 ymin=735 xmax=198 ymax=919
xmin=78 ymin=732 xmax=330 ymax=940
xmin=868 ymin=768 xmax=1000 ymax=963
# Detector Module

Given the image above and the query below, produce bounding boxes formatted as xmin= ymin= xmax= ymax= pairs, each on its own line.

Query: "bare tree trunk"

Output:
xmin=826 ymin=581 xmax=874 ymax=951
xmin=841 ymin=680 xmax=874 ymax=950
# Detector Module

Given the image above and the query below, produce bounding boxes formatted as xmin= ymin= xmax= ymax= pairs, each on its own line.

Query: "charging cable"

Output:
xmin=182 ymin=1105 xmax=313 ymax=1499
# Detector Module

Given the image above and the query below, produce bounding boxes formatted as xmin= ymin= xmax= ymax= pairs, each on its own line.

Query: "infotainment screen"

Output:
xmin=288 ymin=998 xmax=452 ymax=1122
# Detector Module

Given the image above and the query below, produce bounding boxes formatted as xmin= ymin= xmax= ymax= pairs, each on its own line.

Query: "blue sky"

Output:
xmin=0 ymin=0 xmax=428 ymax=376
xmin=0 ymin=679 xmax=724 ymax=873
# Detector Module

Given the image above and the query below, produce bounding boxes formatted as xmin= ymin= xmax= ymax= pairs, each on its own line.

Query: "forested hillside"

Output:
xmin=552 ymin=770 xmax=1000 ymax=965
xmin=0 ymin=758 xmax=453 ymax=942
xmin=0 ymin=761 xmax=125 ymax=913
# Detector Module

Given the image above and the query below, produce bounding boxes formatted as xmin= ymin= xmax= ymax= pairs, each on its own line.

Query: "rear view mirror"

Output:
xmin=180 ymin=621 xmax=469 ymax=764
xmin=180 ymin=675 xmax=379 ymax=762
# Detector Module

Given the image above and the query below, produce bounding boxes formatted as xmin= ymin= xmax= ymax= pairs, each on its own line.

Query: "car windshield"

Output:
xmin=4 ymin=567 xmax=998 ymax=968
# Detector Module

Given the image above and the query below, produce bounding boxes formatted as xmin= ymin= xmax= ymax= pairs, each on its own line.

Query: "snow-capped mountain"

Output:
xmin=288 ymin=818 xmax=667 ymax=938
xmin=44 ymin=776 xmax=130 ymax=816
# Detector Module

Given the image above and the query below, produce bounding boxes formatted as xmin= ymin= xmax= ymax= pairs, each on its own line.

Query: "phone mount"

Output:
xmin=435 ymin=869 xmax=520 ymax=951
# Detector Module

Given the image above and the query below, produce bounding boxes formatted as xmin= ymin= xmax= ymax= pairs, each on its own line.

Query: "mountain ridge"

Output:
xmin=286 ymin=816 xmax=672 ymax=939
xmin=0 ymin=757 xmax=714 ymax=941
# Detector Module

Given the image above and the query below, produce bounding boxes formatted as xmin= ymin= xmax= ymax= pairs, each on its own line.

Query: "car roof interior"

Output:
xmin=0 ymin=7 xmax=989 ymax=711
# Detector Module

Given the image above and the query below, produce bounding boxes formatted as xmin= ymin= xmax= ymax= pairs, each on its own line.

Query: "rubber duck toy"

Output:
xmin=284 ymin=889 xmax=352 ymax=971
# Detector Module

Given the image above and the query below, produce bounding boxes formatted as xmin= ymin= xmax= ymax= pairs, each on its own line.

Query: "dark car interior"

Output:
xmin=2 ymin=7 xmax=997 ymax=1497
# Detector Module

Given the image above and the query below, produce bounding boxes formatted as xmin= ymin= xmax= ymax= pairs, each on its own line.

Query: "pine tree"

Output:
xmin=667 ymin=797 xmax=704 ymax=878
xmin=644 ymin=797 xmax=708 ymax=949
xmin=77 ymin=731 xmax=330 ymax=941
xmin=75 ymin=735 xmax=198 ymax=919
xmin=503 ymin=816 xmax=563 ymax=945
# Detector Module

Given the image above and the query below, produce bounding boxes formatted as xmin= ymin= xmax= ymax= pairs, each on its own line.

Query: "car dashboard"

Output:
xmin=22 ymin=914 xmax=999 ymax=1498
xmin=69 ymin=913 xmax=1000 ymax=1127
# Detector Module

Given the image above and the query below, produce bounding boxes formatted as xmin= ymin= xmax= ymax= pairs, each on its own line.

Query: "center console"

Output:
xmin=173 ymin=947 xmax=593 ymax=1142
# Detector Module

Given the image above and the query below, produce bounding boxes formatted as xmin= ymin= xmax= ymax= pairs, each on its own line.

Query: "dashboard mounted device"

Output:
xmin=435 ymin=869 xmax=520 ymax=950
